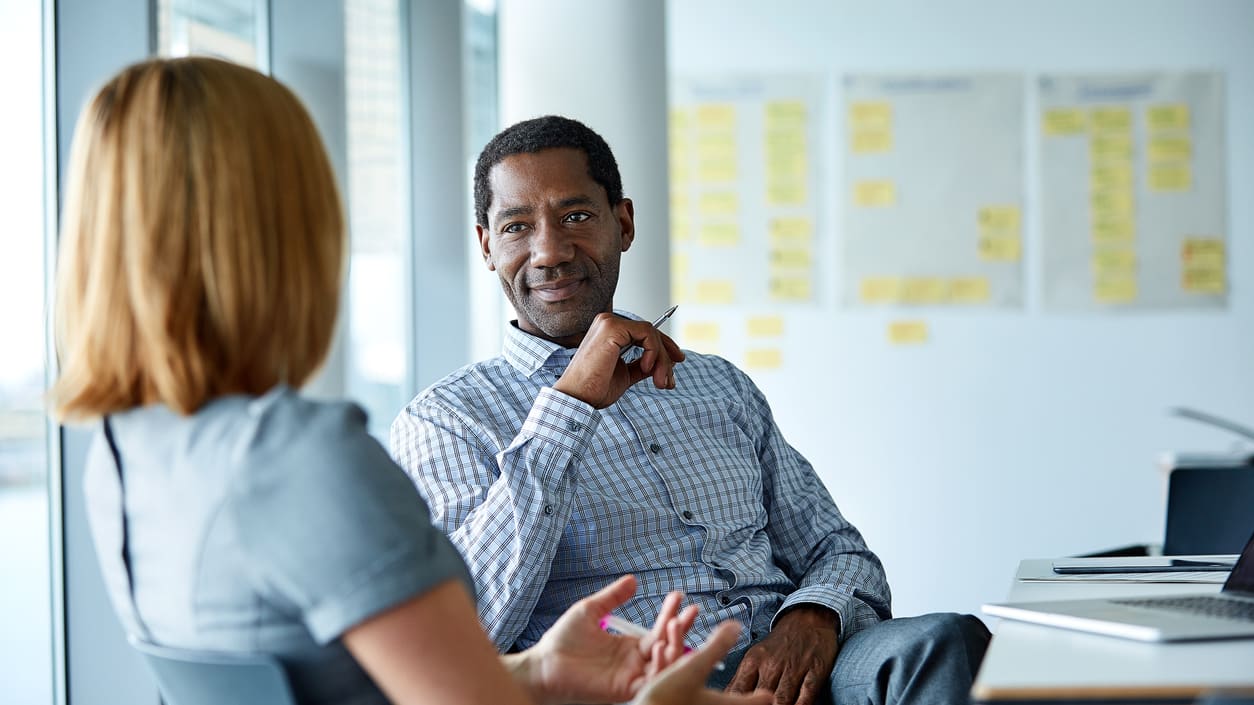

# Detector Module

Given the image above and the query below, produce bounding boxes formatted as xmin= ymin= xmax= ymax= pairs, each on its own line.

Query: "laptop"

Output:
xmin=982 ymin=530 xmax=1254 ymax=642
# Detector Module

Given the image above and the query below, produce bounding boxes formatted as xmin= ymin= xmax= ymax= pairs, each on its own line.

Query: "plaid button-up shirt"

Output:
xmin=391 ymin=314 xmax=891 ymax=653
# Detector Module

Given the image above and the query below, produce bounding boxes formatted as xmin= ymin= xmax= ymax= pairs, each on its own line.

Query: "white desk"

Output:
xmin=973 ymin=559 xmax=1254 ymax=703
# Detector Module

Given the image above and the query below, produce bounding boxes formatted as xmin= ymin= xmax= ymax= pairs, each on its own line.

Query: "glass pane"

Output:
xmin=346 ymin=0 xmax=407 ymax=437
xmin=464 ymin=0 xmax=504 ymax=362
xmin=156 ymin=0 xmax=262 ymax=68
xmin=0 ymin=1 xmax=53 ymax=703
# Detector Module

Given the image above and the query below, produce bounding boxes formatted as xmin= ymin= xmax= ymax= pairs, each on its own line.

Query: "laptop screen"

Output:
xmin=1223 ymin=530 xmax=1254 ymax=594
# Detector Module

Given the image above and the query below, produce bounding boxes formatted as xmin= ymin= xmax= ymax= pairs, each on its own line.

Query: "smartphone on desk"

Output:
xmin=1051 ymin=556 xmax=1237 ymax=574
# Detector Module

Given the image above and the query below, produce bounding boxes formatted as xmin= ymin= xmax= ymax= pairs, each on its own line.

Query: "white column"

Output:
xmin=496 ymin=0 xmax=670 ymax=321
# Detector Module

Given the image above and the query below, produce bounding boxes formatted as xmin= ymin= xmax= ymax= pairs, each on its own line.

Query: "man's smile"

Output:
xmin=528 ymin=277 xmax=585 ymax=303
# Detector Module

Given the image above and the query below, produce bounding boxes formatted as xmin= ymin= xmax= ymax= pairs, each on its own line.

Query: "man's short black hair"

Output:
xmin=473 ymin=115 xmax=623 ymax=228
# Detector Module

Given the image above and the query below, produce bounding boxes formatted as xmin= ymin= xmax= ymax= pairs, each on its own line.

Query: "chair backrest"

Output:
xmin=129 ymin=636 xmax=299 ymax=705
xmin=1164 ymin=465 xmax=1254 ymax=555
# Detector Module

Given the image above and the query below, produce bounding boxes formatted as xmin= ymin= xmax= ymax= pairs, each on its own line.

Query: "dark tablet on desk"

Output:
xmin=1052 ymin=557 xmax=1236 ymax=574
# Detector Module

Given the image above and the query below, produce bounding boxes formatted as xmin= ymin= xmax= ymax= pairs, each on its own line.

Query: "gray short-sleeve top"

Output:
xmin=83 ymin=386 xmax=472 ymax=705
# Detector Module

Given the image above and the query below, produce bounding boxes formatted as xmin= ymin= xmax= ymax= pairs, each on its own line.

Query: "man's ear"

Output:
xmin=475 ymin=224 xmax=496 ymax=271
xmin=616 ymin=198 xmax=635 ymax=252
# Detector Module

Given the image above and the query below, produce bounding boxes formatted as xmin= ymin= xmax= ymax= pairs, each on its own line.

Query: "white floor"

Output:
xmin=0 ymin=485 xmax=54 ymax=705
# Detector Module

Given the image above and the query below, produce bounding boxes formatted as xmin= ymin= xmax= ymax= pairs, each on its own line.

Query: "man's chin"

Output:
xmin=523 ymin=308 xmax=597 ymax=343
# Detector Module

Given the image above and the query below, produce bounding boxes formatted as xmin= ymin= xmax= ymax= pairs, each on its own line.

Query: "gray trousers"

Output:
xmin=707 ymin=613 xmax=991 ymax=705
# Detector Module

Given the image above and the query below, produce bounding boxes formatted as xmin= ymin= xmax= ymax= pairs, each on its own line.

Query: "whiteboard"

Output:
xmin=667 ymin=0 xmax=1254 ymax=623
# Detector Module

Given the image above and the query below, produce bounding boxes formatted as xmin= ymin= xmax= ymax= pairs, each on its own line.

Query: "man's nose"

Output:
xmin=530 ymin=220 xmax=574 ymax=268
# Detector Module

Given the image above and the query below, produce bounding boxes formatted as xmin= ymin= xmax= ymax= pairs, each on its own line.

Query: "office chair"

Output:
xmin=1164 ymin=466 xmax=1254 ymax=555
xmin=129 ymin=636 xmax=298 ymax=705
xmin=1079 ymin=464 xmax=1254 ymax=557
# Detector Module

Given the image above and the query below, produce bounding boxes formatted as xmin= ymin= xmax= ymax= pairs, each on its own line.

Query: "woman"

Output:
xmin=52 ymin=57 xmax=767 ymax=705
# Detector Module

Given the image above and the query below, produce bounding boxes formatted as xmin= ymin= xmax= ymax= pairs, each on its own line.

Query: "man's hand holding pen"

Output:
xmin=554 ymin=307 xmax=684 ymax=409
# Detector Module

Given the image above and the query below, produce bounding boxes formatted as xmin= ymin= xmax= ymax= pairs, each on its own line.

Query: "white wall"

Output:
xmin=667 ymin=0 xmax=1254 ymax=620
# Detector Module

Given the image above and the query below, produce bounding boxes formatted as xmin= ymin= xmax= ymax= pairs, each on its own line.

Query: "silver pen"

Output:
xmin=619 ymin=304 xmax=678 ymax=358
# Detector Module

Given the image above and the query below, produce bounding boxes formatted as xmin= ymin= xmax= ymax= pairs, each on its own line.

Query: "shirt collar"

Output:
xmin=502 ymin=309 xmax=643 ymax=378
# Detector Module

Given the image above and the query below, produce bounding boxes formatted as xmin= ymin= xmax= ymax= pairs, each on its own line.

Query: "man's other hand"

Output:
xmin=725 ymin=606 xmax=840 ymax=705
xmin=553 ymin=312 xmax=685 ymax=409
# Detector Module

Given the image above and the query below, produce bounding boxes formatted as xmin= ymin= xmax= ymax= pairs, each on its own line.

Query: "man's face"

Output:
xmin=477 ymin=148 xmax=634 ymax=347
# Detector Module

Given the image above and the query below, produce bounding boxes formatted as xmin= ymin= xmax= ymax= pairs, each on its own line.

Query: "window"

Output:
xmin=345 ymin=0 xmax=408 ymax=436
xmin=0 ymin=2 xmax=54 ymax=703
xmin=156 ymin=0 xmax=265 ymax=68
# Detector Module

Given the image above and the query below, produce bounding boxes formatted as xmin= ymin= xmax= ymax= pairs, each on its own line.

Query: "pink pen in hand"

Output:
xmin=599 ymin=613 xmax=726 ymax=671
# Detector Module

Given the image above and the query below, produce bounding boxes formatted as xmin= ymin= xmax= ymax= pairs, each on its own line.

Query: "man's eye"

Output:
xmin=564 ymin=212 xmax=591 ymax=224
xmin=502 ymin=222 xmax=528 ymax=234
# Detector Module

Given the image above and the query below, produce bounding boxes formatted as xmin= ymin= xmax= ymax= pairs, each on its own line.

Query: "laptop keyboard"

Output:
xmin=1111 ymin=595 xmax=1254 ymax=622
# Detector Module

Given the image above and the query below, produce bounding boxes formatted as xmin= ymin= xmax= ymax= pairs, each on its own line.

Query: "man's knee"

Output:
xmin=898 ymin=613 xmax=991 ymax=667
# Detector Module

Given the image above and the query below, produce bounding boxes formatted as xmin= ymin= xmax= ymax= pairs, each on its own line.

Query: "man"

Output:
xmin=392 ymin=115 xmax=989 ymax=704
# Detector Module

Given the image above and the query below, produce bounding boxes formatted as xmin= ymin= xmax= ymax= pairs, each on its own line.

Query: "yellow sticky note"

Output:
xmin=978 ymin=236 xmax=1022 ymax=262
xmin=770 ymin=247 xmax=812 ymax=269
xmin=769 ymin=276 xmax=812 ymax=301
xmin=695 ymin=280 xmax=735 ymax=305
xmin=1149 ymin=164 xmax=1192 ymax=192
xmin=1091 ymin=163 xmax=1133 ymax=190
xmin=698 ymin=157 xmax=737 ymax=183
xmin=1090 ymin=133 xmax=1133 ymax=161
xmin=1092 ymin=247 xmax=1137 ymax=275
xmin=671 ymin=191 xmax=690 ymax=213
xmin=744 ymin=348 xmax=784 ymax=369
xmin=696 ymin=104 xmax=735 ymax=130
xmin=853 ymin=180 xmax=896 ymax=208
xmin=670 ymin=253 xmax=690 ymax=278
xmin=1091 ymin=106 xmax=1132 ymax=132
xmin=1183 ymin=267 xmax=1225 ymax=293
xmin=764 ymin=129 xmax=806 ymax=154
xmin=670 ymin=137 xmax=692 ymax=160
xmin=1043 ymin=108 xmax=1087 ymax=136
xmin=888 ymin=320 xmax=929 ymax=345
xmin=747 ymin=316 xmax=785 ymax=338
xmin=1182 ymin=237 xmax=1225 ymax=257
xmin=851 ymin=129 xmax=893 ymax=153
xmin=849 ymin=101 xmax=892 ymax=129
xmin=1149 ymin=135 xmax=1192 ymax=162
xmin=681 ymin=321 xmax=720 ymax=343
xmin=766 ymin=152 xmax=807 ymax=179
xmin=949 ymin=277 xmax=991 ymax=304
xmin=696 ymin=130 xmax=735 ymax=152
xmin=699 ymin=223 xmax=740 ymax=247
xmin=669 ymin=161 xmax=691 ymax=184
xmin=671 ymin=218 xmax=692 ymax=243
xmin=1091 ymin=217 xmax=1135 ymax=243
xmin=902 ymin=277 xmax=949 ymax=304
xmin=767 ymin=180 xmax=807 ymax=206
xmin=698 ymin=191 xmax=739 ymax=217
xmin=1147 ymin=103 xmax=1190 ymax=132
xmin=766 ymin=100 xmax=807 ymax=125
xmin=770 ymin=218 xmax=814 ymax=243
xmin=1091 ymin=189 xmax=1135 ymax=217
xmin=1095 ymin=277 xmax=1137 ymax=303
xmin=860 ymin=277 xmax=902 ymax=304
xmin=670 ymin=281 xmax=688 ymax=304
xmin=978 ymin=205 xmax=1021 ymax=233
xmin=670 ymin=109 xmax=692 ymax=131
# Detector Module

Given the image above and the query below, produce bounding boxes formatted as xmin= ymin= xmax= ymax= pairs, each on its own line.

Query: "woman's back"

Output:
xmin=85 ymin=386 xmax=471 ymax=704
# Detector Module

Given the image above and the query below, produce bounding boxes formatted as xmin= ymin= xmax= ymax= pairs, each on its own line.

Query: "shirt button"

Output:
xmin=682 ymin=510 xmax=694 ymax=521
xmin=648 ymin=442 xmax=662 ymax=454
xmin=543 ymin=504 xmax=554 ymax=516
xmin=567 ymin=421 xmax=582 ymax=432
xmin=719 ymin=595 xmax=731 ymax=606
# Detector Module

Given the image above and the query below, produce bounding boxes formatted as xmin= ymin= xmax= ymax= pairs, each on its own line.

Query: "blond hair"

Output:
xmin=52 ymin=57 xmax=344 ymax=420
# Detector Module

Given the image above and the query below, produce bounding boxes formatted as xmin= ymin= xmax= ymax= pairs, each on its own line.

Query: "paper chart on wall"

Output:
xmin=670 ymin=75 xmax=826 ymax=317
xmin=1038 ymin=72 xmax=1227 ymax=310
xmin=841 ymin=74 xmax=1025 ymax=309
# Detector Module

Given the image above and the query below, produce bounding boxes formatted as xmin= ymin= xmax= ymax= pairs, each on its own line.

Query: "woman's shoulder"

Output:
xmin=219 ymin=387 xmax=395 ymax=492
